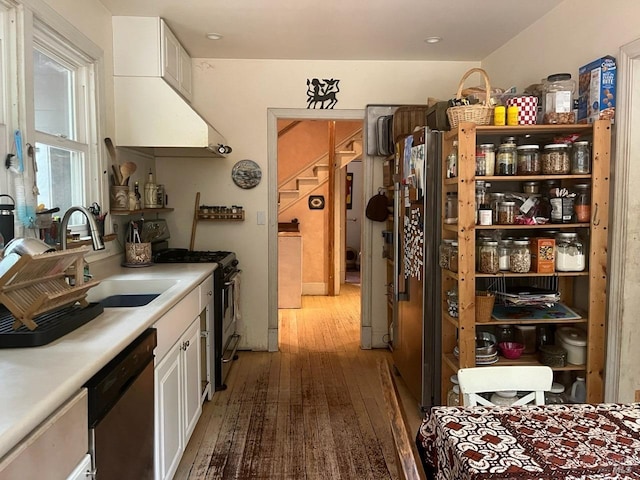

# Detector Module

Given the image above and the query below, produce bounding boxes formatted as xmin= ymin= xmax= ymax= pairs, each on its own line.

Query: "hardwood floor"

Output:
xmin=176 ymin=283 xmax=423 ymax=480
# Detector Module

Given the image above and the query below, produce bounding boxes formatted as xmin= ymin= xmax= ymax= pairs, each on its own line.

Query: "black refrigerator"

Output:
xmin=392 ymin=126 xmax=442 ymax=410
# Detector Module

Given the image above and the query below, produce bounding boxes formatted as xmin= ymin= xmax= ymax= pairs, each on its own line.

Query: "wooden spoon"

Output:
xmin=120 ymin=161 xmax=137 ymax=186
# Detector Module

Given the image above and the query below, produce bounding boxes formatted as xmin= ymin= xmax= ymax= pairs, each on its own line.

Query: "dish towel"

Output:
xmin=233 ymin=273 xmax=241 ymax=323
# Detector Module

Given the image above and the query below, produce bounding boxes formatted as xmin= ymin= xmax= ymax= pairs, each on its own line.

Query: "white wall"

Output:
xmin=482 ymin=0 xmax=640 ymax=402
xmin=157 ymin=59 xmax=479 ymax=350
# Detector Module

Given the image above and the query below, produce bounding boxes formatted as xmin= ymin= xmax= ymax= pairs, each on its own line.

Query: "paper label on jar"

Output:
xmin=546 ymin=91 xmax=572 ymax=113
xmin=520 ymin=196 xmax=537 ymax=215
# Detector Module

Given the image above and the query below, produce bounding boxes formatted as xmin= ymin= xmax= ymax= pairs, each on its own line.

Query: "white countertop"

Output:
xmin=0 ymin=262 xmax=216 ymax=460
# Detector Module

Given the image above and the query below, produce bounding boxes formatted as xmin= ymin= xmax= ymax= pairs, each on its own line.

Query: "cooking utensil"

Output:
xmin=120 ymin=162 xmax=137 ymax=186
xmin=105 ymin=138 xmax=123 ymax=185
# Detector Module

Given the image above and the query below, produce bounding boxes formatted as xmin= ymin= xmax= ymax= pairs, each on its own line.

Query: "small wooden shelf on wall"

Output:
xmin=190 ymin=192 xmax=245 ymax=250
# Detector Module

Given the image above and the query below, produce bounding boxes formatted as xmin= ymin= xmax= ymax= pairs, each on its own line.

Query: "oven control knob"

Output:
xmin=231 ymin=259 xmax=239 ymax=267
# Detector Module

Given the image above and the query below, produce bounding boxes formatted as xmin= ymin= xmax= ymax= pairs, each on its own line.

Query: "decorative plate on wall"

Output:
xmin=231 ymin=160 xmax=262 ymax=189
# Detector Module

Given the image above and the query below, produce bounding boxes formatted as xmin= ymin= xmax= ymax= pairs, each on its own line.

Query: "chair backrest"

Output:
xmin=457 ymin=366 xmax=554 ymax=407
xmin=377 ymin=359 xmax=426 ymax=480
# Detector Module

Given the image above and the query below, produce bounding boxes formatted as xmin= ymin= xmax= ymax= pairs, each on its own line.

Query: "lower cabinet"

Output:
xmin=155 ymin=318 xmax=202 ymax=480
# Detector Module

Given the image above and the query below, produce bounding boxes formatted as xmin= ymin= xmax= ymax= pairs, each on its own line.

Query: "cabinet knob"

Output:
xmin=208 ymin=290 xmax=213 ymax=297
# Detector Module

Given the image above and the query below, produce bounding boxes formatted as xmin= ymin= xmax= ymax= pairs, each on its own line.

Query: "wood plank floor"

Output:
xmin=176 ymin=283 xmax=423 ymax=480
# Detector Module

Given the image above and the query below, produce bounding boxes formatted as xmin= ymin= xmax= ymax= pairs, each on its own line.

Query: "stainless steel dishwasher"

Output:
xmin=85 ymin=328 xmax=157 ymax=479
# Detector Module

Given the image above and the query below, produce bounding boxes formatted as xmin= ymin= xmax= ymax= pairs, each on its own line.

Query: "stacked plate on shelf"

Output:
xmin=454 ymin=331 xmax=499 ymax=365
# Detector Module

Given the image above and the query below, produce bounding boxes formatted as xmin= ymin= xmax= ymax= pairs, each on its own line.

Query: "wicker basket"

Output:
xmin=475 ymin=291 xmax=496 ymax=323
xmin=447 ymin=68 xmax=493 ymax=128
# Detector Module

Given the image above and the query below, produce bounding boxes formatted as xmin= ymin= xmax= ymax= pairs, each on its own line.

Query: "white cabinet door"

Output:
xmin=182 ymin=320 xmax=202 ymax=443
xmin=179 ymin=46 xmax=193 ymax=101
xmin=155 ymin=343 xmax=183 ymax=480
xmin=66 ymin=454 xmax=91 ymax=480
xmin=160 ymin=20 xmax=181 ymax=93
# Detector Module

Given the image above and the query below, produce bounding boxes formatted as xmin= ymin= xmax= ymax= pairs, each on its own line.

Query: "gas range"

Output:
xmin=153 ymin=248 xmax=237 ymax=270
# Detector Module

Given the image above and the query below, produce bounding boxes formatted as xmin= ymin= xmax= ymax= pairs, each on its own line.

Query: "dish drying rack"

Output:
xmin=484 ymin=276 xmax=560 ymax=307
xmin=0 ymin=247 xmax=99 ymax=331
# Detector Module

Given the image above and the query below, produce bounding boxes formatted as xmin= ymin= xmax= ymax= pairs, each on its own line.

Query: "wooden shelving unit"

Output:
xmin=439 ymin=120 xmax=611 ymax=405
xmin=189 ymin=192 xmax=245 ymax=250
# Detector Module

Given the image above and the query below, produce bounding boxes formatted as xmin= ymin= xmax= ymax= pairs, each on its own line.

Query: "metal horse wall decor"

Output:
xmin=306 ymin=78 xmax=340 ymax=109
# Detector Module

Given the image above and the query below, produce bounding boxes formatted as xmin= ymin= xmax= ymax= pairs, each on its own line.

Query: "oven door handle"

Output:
xmin=222 ymin=333 xmax=241 ymax=364
xmin=224 ymin=270 xmax=241 ymax=286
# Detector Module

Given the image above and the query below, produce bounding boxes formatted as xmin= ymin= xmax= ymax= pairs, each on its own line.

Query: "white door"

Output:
xmin=160 ymin=20 xmax=181 ymax=91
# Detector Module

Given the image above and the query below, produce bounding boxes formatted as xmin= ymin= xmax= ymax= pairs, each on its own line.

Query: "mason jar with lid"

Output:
xmin=516 ymin=145 xmax=541 ymax=175
xmin=510 ymin=239 xmax=531 ymax=273
xmin=497 ymin=142 xmax=517 ymax=175
xmin=555 ymin=232 xmax=585 ymax=272
xmin=574 ymin=183 xmax=591 ymax=223
xmin=522 ymin=181 xmax=540 ymax=194
xmin=545 ymin=382 xmax=568 ymax=404
xmin=498 ymin=201 xmax=517 ymax=225
xmin=542 ymin=144 xmax=571 ymax=174
xmin=571 ymin=141 xmax=591 ymax=174
xmin=479 ymin=240 xmax=499 ymax=274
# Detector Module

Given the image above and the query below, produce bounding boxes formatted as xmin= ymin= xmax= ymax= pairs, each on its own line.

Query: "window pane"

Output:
xmin=33 ymin=50 xmax=74 ymax=140
xmin=35 ymin=142 xmax=85 ymax=226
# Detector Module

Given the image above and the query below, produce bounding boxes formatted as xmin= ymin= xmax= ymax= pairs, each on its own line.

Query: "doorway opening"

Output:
xmin=266 ymin=109 xmax=368 ymax=352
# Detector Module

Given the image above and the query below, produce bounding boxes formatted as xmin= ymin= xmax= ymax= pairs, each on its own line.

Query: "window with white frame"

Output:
xmin=32 ymin=19 xmax=99 ymax=230
xmin=0 ymin=2 xmax=103 ymax=236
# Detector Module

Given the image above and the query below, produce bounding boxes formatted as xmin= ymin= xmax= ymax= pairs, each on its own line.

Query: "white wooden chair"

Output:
xmin=457 ymin=365 xmax=553 ymax=407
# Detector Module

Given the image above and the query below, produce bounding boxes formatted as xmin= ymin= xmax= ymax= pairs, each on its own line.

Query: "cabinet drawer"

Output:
xmin=154 ymin=288 xmax=199 ymax=362
xmin=0 ymin=389 xmax=88 ymax=480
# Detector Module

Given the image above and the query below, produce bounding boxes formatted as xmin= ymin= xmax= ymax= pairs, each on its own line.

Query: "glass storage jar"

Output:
xmin=555 ymin=232 xmax=585 ymax=272
xmin=574 ymin=183 xmax=591 ymax=223
xmin=498 ymin=201 xmax=517 ymax=225
xmin=449 ymin=241 xmax=459 ymax=273
xmin=445 ymin=192 xmax=458 ymax=224
xmin=542 ymin=144 xmax=571 ymax=174
xmin=498 ymin=239 xmax=512 ymax=271
xmin=476 ymin=144 xmax=495 ymax=176
xmin=543 ymin=73 xmax=576 ymax=124
xmin=446 ymin=140 xmax=458 ymax=179
xmin=447 ymin=385 xmax=460 ymax=406
xmin=571 ymin=141 xmax=591 ymax=174
xmin=497 ymin=142 xmax=517 ymax=175
xmin=446 ymin=288 xmax=459 ymax=317
xmin=545 ymin=382 xmax=568 ymax=404
xmin=490 ymin=192 xmax=505 ymax=224
xmin=516 ymin=145 xmax=541 ymax=175
xmin=439 ymin=239 xmax=454 ymax=269
xmin=479 ymin=241 xmax=499 ymax=274
xmin=510 ymin=239 xmax=531 ymax=273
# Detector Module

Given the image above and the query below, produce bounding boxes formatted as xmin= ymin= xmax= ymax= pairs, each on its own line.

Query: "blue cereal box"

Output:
xmin=578 ymin=56 xmax=616 ymax=124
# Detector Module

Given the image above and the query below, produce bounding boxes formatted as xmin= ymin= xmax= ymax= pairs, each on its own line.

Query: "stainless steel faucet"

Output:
xmin=60 ymin=206 xmax=105 ymax=251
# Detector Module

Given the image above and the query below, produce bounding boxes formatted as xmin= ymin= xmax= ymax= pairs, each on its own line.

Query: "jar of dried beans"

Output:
xmin=479 ymin=241 xmax=499 ymax=274
xmin=542 ymin=144 xmax=570 ymax=174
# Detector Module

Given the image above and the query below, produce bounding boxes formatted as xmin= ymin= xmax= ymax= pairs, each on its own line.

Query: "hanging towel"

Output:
xmin=233 ymin=273 xmax=241 ymax=323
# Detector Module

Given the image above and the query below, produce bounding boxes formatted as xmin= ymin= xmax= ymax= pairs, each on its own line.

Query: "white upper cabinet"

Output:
xmin=113 ymin=16 xmax=193 ymax=102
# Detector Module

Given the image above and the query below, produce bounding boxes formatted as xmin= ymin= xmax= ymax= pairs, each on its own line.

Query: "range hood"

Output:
xmin=114 ymin=76 xmax=228 ymax=158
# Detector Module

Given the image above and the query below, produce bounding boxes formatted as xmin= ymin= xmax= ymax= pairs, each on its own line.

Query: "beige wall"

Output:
xmin=482 ymin=0 xmax=640 ymax=402
xmin=157 ymin=59 xmax=478 ymax=350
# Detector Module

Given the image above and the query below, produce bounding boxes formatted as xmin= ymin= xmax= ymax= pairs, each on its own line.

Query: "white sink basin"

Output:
xmin=85 ymin=278 xmax=178 ymax=306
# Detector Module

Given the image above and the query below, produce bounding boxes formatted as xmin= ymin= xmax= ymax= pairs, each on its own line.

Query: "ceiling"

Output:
xmin=97 ymin=0 xmax=564 ymax=61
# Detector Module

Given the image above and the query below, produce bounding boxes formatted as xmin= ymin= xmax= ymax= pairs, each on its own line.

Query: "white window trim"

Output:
xmin=2 ymin=0 xmax=107 ymax=242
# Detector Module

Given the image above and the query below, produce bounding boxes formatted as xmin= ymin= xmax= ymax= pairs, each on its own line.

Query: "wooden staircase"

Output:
xmin=278 ymin=131 xmax=362 ymax=214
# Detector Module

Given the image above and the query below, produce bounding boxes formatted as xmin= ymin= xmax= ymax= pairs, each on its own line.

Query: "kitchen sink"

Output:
xmin=85 ymin=278 xmax=177 ymax=307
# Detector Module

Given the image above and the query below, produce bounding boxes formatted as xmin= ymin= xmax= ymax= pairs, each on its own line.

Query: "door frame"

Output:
xmin=267 ymin=108 xmax=366 ymax=352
